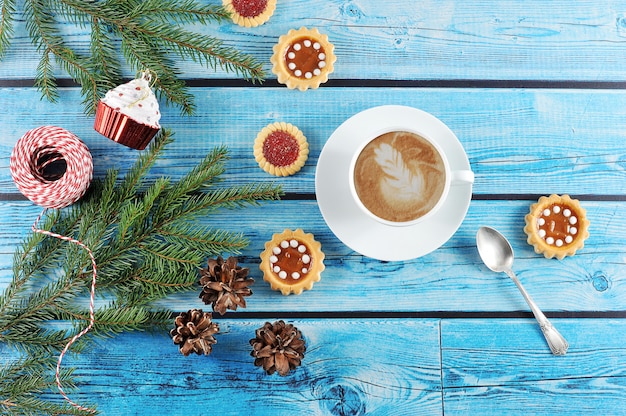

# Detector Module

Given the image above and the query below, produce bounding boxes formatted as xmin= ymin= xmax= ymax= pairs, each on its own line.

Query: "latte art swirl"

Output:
xmin=374 ymin=142 xmax=425 ymax=202
xmin=353 ymin=131 xmax=447 ymax=223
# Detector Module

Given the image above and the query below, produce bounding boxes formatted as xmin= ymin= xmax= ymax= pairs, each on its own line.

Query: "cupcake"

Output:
xmin=524 ymin=194 xmax=590 ymax=260
xmin=253 ymin=122 xmax=309 ymax=176
xmin=260 ymin=229 xmax=325 ymax=295
xmin=94 ymin=72 xmax=161 ymax=150
xmin=223 ymin=0 xmax=276 ymax=27
xmin=271 ymin=27 xmax=336 ymax=91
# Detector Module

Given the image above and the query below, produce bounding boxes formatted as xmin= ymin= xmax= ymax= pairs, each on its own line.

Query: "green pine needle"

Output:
xmin=0 ymin=129 xmax=283 ymax=413
xmin=0 ymin=0 xmax=16 ymax=59
xmin=0 ymin=355 xmax=93 ymax=415
xmin=4 ymin=1 xmax=265 ymax=114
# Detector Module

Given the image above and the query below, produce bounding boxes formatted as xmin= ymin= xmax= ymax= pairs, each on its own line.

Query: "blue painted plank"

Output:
xmin=444 ymin=378 xmax=625 ymax=415
xmin=2 ymin=87 xmax=626 ymax=196
xmin=1 ymin=199 xmax=623 ymax=313
xmin=0 ymin=2 xmax=623 ymax=415
xmin=6 ymin=318 xmax=624 ymax=415
xmin=35 ymin=319 xmax=441 ymax=416
xmin=442 ymin=319 xmax=626 ymax=414
xmin=1 ymin=2 xmax=626 ymax=81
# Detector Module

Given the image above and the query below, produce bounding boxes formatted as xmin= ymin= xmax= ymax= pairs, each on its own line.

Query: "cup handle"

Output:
xmin=451 ymin=170 xmax=474 ymax=185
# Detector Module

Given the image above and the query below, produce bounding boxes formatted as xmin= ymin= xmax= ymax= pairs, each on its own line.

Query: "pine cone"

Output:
xmin=170 ymin=309 xmax=219 ymax=356
xmin=199 ymin=256 xmax=254 ymax=315
xmin=249 ymin=320 xmax=306 ymax=376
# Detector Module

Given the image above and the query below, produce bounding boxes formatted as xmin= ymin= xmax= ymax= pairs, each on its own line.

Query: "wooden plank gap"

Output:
xmin=198 ymin=311 xmax=626 ymax=320
xmin=3 ymin=78 xmax=626 ymax=90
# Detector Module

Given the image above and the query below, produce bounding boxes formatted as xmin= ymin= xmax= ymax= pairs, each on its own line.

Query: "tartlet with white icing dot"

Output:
xmin=260 ymin=229 xmax=325 ymax=295
xmin=271 ymin=27 xmax=336 ymax=91
xmin=524 ymin=194 xmax=589 ymax=260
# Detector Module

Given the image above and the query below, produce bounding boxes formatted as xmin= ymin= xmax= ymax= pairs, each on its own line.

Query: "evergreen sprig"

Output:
xmin=0 ymin=354 xmax=88 ymax=415
xmin=0 ymin=0 xmax=265 ymax=114
xmin=0 ymin=129 xmax=283 ymax=414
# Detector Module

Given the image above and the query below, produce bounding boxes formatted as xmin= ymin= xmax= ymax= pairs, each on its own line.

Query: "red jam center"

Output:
xmin=231 ymin=0 xmax=268 ymax=17
xmin=262 ymin=131 xmax=299 ymax=167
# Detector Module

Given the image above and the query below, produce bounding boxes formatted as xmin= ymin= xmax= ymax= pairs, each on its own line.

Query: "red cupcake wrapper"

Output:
xmin=94 ymin=102 xmax=159 ymax=150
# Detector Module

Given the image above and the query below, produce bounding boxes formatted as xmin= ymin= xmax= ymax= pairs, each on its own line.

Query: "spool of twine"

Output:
xmin=10 ymin=126 xmax=97 ymax=413
xmin=10 ymin=126 xmax=93 ymax=208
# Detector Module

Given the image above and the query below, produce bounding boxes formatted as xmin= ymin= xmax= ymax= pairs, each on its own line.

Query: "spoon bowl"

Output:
xmin=476 ymin=226 xmax=515 ymax=273
xmin=476 ymin=226 xmax=569 ymax=356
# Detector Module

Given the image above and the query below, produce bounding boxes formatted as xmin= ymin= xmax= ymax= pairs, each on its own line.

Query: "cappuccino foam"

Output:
xmin=353 ymin=131 xmax=447 ymax=223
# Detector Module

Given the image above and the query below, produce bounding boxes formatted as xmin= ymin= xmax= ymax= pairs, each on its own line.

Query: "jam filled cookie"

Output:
xmin=271 ymin=27 xmax=336 ymax=91
xmin=260 ymin=229 xmax=325 ymax=295
xmin=524 ymin=194 xmax=589 ymax=260
xmin=254 ymin=122 xmax=309 ymax=176
xmin=222 ymin=0 xmax=276 ymax=27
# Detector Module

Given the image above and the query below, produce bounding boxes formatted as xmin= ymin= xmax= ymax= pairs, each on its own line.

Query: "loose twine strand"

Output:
xmin=33 ymin=209 xmax=97 ymax=414
xmin=10 ymin=126 xmax=97 ymax=413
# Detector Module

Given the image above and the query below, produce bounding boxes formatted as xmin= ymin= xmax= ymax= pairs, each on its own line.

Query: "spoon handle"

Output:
xmin=505 ymin=269 xmax=569 ymax=355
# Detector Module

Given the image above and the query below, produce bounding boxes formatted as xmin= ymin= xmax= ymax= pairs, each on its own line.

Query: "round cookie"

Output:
xmin=222 ymin=0 xmax=276 ymax=27
xmin=271 ymin=27 xmax=336 ymax=91
xmin=260 ymin=229 xmax=325 ymax=295
xmin=524 ymin=194 xmax=589 ymax=260
xmin=253 ymin=122 xmax=309 ymax=176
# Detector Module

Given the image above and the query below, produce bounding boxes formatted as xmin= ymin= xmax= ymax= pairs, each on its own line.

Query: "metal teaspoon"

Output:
xmin=476 ymin=226 xmax=569 ymax=355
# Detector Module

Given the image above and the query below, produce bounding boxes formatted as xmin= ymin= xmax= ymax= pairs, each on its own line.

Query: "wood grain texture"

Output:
xmin=4 ymin=318 xmax=622 ymax=415
xmin=39 ymin=319 xmax=441 ymax=416
xmin=442 ymin=319 xmax=626 ymax=415
xmin=2 ymin=87 xmax=626 ymax=196
xmin=1 ymin=199 xmax=623 ymax=313
xmin=1 ymin=2 xmax=626 ymax=414
xmin=1 ymin=1 xmax=626 ymax=81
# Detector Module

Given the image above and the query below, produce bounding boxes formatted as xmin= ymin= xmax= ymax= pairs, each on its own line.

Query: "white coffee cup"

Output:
xmin=349 ymin=129 xmax=474 ymax=227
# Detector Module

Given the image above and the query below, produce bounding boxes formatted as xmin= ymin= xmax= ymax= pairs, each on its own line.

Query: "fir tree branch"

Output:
xmin=88 ymin=17 xmax=122 ymax=98
xmin=156 ymin=145 xmax=229 ymax=209
xmin=2 ymin=1 xmax=266 ymax=114
xmin=158 ymin=225 xmax=249 ymax=256
xmin=119 ymin=31 xmax=196 ymax=115
xmin=0 ymin=355 xmax=92 ymax=415
xmin=165 ymin=182 xmax=284 ymax=221
xmin=55 ymin=305 xmax=173 ymax=337
xmin=34 ymin=48 xmax=59 ymax=102
xmin=0 ymin=213 xmax=68 ymax=323
xmin=0 ymin=0 xmax=16 ymax=58
xmin=1 ymin=131 xmax=282 ymax=412
xmin=117 ymin=130 xmax=172 ymax=201
xmin=25 ymin=0 xmax=102 ymax=113
xmin=129 ymin=20 xmax=265 ymax=82
xmin=130 ymin=0 xmax=231 ymax=25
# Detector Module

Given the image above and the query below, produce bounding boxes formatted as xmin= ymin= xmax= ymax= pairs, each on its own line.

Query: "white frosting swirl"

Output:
xmin=101 ymin=77 xmax=160 ymax=128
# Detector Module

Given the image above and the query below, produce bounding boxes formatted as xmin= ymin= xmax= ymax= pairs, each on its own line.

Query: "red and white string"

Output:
xmin=10 ymin=126 xmax=97 ymax=413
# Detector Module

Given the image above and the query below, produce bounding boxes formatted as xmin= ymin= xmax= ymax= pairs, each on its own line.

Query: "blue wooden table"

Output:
xmin=2 ymin=1 xmax=626 ymax=415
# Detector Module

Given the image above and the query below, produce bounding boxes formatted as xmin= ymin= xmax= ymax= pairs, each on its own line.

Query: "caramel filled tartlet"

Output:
xmin=254 ymin=122 xmax=309 ymax=176
xmin=524 ymin=194 xmax=589 ymax=260
xmin=222 ymin=0 xmax=276 ymax=27
xmin=260 ymin=229 xmax=325 ymax=295
xmin=271 ymin=27 xmax=336 ymax=91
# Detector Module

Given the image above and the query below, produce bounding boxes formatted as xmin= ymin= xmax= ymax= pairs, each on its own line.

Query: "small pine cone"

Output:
xmin=170 ymin=309 xmax=219 ymax=356
xmin=199 ymin=256 xmax=254 ymax=315
xmin=249 ymin=320 xmax=306 ymax=376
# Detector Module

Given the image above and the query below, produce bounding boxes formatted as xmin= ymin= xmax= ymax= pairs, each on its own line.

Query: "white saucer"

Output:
xmin=315 ymin=105 xmax=473 ymax=261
